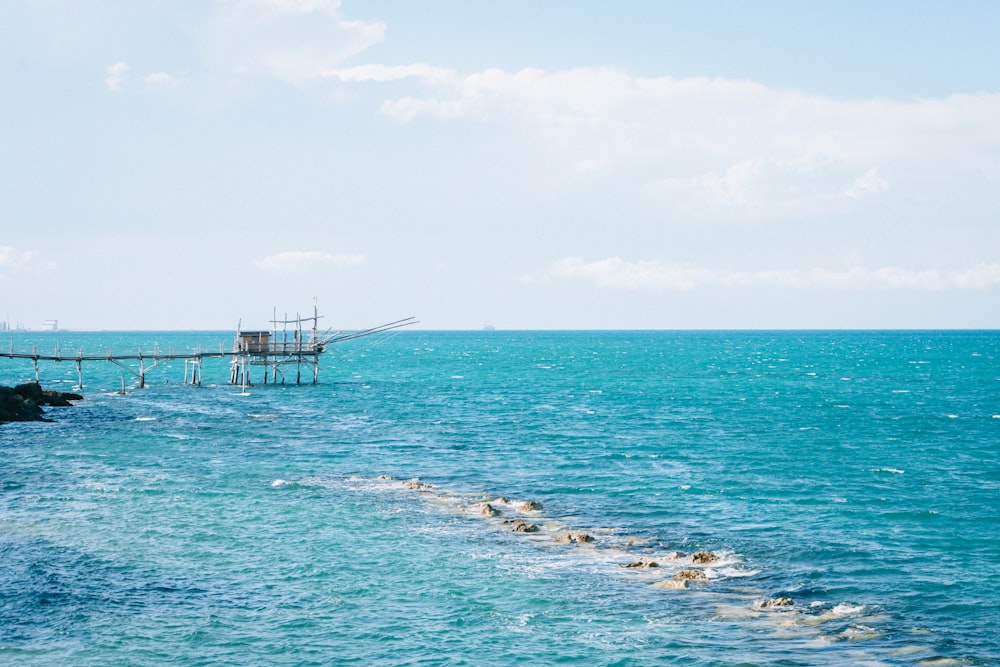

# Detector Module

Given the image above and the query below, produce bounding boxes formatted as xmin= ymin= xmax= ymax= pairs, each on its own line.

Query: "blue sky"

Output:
xmin=2 ymin=1 xmax=999 ymax=330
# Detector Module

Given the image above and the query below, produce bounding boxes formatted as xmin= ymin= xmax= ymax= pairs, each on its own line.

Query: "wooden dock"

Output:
xmin=0 ymin=310 xmax=415 ymax=389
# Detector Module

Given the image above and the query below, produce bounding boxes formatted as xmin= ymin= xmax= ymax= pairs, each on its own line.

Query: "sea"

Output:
xmin=1 ymin=330 xmax=998 ymax=666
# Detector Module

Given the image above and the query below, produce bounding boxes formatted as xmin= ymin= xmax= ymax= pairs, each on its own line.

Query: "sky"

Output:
xmin=2 ymin=0 xmax=999 ymax=330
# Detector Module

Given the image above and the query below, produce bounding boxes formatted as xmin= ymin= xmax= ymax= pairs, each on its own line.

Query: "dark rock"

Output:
xmin=0 ymin=383 xmax=81 ymax=424
xmin=14 ymin=382 xmax=45 ymax=400
xmin=691 ymin=551 xmax=719 ymax=564
xmin=673 ymin=569 xmax=707 ymax=581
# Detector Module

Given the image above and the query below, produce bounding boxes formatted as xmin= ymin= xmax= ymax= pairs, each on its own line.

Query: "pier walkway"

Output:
xmin=0 ymin=314 xmax=415 ymax=389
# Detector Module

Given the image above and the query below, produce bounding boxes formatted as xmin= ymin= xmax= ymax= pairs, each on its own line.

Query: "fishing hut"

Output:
xmin=230 ymin=308 xmax=328 ymax=386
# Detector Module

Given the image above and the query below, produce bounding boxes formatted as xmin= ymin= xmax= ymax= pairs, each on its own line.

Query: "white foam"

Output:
xmin=840 ymin=625 xmax=882 ymax=641
xmin=876 ymin=467 xmax=905 ymax=475
xmin=713 ymin=566 xmax=761 ymax=578
xmin=831 ymin=602 xmax=867 ymax=616
xmin=271 ymin=479 xmax=291 ymax=488
xmin=135 ymin=416 xmax=157 ymax=422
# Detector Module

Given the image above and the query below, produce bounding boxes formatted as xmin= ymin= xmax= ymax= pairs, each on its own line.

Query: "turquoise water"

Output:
xmin=1 ymin=330 xmax=998 ymax=666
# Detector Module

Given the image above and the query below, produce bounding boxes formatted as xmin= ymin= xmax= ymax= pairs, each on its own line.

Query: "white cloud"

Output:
xmin=0 ymin=246 xmax=57 ymax=274
xmin=845 ymin=167 xmax=890 ymax=198
xmin=324 ymin=63 xmax=455 ymax=84
xmin=205 ymin=0 xmax=386 ymax=82
xmin=551 ymin=257 xmax=711 ymax=291
xmin=339 ymin=64 xmax=1000 ymax=215
xmin=104 ymin=62 xmax=128 ymax=92
xmin=550 ymin=257 xmax=1000 ymax=291
xmin=254 ymin=251 xmax=364 ymax=271
xmin=246 ymin=0 xmax=338 ymax=12
xmin=144 ymin=72 xmax=184 ymax=91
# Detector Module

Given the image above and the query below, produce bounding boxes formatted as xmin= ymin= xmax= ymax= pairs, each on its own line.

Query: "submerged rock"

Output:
xmin=517 ymin=500 xmax=543 ymax=512
xmin=653 ymin=578 xmax=689 ymax=590
xmin=622 ymin=537 xmax=651 ymax=547
xmin=376 ymin=475 xmax=394 ymax=481
xmin=691 ymin=551 xmax=719 ymax=564
xmin=621 ymin=558 xmax=659 ymax=569
xmin=402 ymin=480 xmax=434 ymax=491
xmin=753 ymin=597 xmax=794 ymax=610
xmin=512 ymin=522 xmax=540 ymax=533
xmin=672 ymin=569 xmax=708 ymax=581
xmin=554 ymin=532 xmax=594 ymax=544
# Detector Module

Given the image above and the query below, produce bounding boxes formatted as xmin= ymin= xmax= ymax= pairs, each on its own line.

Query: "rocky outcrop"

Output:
xmin=621 ymin=558 xmax=659 ymax=569
xmin=554 ymin=532 xmax=594 ymax=544
xmin=504 ymin=519 xmax=540 ymax=533
xmin=0 ymin=383 xmax=82 ymax=424
xmin=472 ymin=502 xmax=502 ymax=517
xmin=672 ymin=569 xmax=708 ymax=581
xmin=691 ymin=551 xmax=718 ymax=564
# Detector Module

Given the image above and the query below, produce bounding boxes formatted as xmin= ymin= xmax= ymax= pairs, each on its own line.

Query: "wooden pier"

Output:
xmin=0 ymin=308 xmax=415 ymax=389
